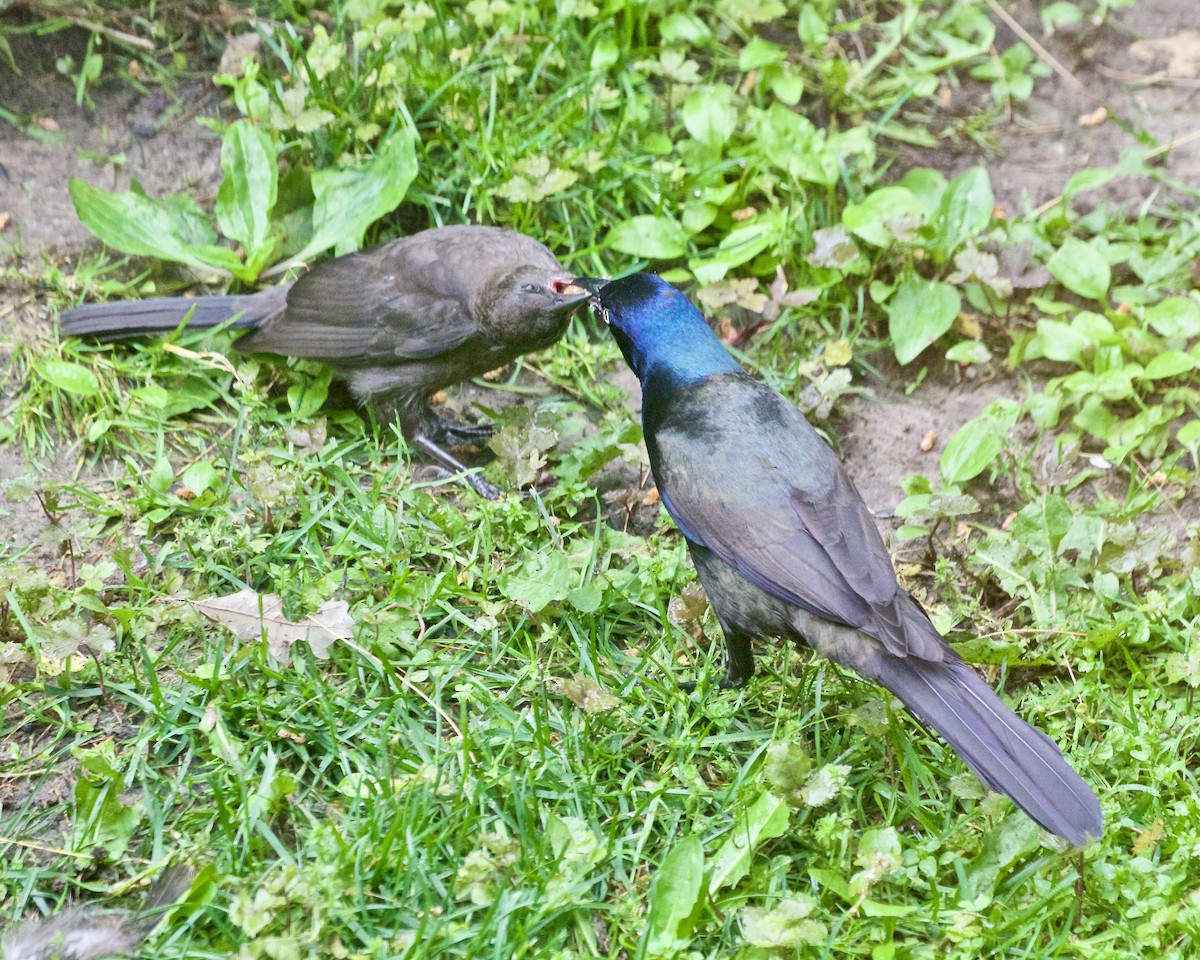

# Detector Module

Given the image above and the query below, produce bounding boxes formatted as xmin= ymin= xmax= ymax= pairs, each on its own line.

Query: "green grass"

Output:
xmin=4 ymin=1 xmax=1200 ymax=957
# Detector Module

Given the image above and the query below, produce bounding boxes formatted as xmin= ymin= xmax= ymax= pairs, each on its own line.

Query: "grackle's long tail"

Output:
xmin=875 ymin=652 xmax=1103 ymax=846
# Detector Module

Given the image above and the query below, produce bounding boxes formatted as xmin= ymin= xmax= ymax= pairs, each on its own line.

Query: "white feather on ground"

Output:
xmin=2 ymin=866 xmax=193 ymax=960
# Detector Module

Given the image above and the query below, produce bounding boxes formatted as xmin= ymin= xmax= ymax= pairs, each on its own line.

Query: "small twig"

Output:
xmin=24 ymin=2 xmax=159 ymax=52
xmin=1007 ymin=123 xmax=1064 ymax=137
xmin=1096 ymin=64 xmax=1200 ymax=89
xmin=68 ymin=16 xmax=156 ymax=50
xmin=0 ymin=837 xmax=95 ymax=858
xmin=972 ymin=627 xmax=1087 ymax=640
xmin=1074 ymin=853 xmax=1085 ymax=928
xmin=83 ymin=645 xmax=120 ymax=715
xmin=982 ymin=0 xmax=1086 ymax=95
xmin=1144 ymin=128 xmax=1200 ymax=161
xmin=513 ymin=358 xmax=585 ymax=400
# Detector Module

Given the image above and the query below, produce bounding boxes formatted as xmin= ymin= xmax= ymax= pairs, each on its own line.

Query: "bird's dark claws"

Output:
xmin=465 ymin=474 xmax=504 ymax=499
xmin=429 ymin=418 xmax=495 ymax=447
xmin=676 ymin=669 xmax=749 ymax=694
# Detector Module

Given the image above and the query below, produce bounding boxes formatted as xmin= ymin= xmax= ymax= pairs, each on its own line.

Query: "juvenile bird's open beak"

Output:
xmin=548 ymin=278 xmax=591 ymax=315
xmin=550 ymin=278 xmax=589 ymax=298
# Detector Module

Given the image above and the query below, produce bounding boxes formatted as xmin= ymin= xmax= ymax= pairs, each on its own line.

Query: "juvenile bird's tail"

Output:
xmin=59 ymin=289 xmax=286 ymax=340
xmin=875 ymin=653 xmax=1103 ymax=846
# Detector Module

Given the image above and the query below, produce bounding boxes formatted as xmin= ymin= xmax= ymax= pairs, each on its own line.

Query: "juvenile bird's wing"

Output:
xmin=241 ymin=233 xmax=481 ymax=362
xmin=649 ymin=373 xmax=942 ymax=660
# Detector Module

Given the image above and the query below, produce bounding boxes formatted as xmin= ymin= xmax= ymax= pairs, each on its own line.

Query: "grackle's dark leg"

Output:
xmin=678 ymin=629 xmax=756 ymax=692
xmin=719 ymin=629 xmax=756 ymax=688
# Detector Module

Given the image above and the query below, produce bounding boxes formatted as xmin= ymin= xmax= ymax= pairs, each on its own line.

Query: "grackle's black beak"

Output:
xmin=573 ymin=276 xmax=612 ymax=320
xmin=573 ymin=277 xmax=610 ymax=294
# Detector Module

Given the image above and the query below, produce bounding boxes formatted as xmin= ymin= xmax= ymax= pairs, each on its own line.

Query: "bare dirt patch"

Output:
xmin=901 ymin=0 xmax=1200 ymax=214
xmin=0 ymin=29 xmax=224 ymax=265
xmin=837 ymin=371 xmax=1024 ymax=515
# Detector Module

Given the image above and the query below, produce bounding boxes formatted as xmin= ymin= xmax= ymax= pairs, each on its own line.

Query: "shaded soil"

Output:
xmin=837 ymin=371 xmax=1023 ymax=516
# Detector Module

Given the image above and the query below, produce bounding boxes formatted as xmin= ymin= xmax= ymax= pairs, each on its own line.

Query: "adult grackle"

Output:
xmin=582 ymin=272 xmax=1103 ymax=846
xmin=61 ymin=225 xmax=588 ymax=495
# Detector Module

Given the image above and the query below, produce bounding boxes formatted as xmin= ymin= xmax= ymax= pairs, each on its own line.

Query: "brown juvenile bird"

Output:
xmin=61 ymin=225 xmax=588 ymax=493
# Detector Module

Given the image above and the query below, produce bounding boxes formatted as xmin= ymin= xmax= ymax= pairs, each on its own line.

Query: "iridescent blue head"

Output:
xmin=580 ymin=273 xmax=743 ymax=386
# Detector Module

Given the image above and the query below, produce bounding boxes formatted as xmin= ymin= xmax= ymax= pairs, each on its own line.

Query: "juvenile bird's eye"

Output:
xmin=522 ymin=283 xmax=541 ymax=293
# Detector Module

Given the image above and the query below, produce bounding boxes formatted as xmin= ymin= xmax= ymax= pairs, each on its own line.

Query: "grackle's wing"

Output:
xmin=646 ymin=369 xmax=1103 ymax=846
xmin=241 ymin=226 xmax=563 ymax=364
xmin=648 ymin=372 xmax=944 ymax=661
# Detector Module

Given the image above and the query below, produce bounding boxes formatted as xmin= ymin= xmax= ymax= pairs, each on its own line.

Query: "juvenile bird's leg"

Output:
xmin=395 ymin=397 xmax=502 ymax=498
xmin=414 ymin=393 xmax=496 ymax=449
xmin=412 ymin=434 xmax=503 ymax=499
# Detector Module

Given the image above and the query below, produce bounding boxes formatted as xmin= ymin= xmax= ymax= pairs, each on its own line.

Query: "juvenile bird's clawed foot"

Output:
xmin=429 ymin=418 xmax=496 ymax=448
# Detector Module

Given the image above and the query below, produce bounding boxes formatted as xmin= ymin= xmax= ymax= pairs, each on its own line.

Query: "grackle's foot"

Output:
xmin=720 ymin=665 xmax=753 ymax=689
xmin=676 ymin=672 xmax=748 ymax=696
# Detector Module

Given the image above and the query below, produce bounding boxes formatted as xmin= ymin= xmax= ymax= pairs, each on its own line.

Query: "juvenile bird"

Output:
xmin=583 ymin=273 xmax=1103 ymax=846
xmin=61 ymin=225 xmax=588 ymax=493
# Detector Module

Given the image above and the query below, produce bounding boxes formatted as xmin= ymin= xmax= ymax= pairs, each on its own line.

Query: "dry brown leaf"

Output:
xmin=954 ymin=312 xmax=984 ymax=339
xmin=822 ymin=338 xmax=853 ymax=367
xmin=669 ymin=581 xmax=709 ymax=638
xmin=552 ymin=675 xmax=620 ymax=714
xmin=284 ymin=418 xmax=327 ymax=454
xmin=160 ymin=342 xmax=251 ymax=389
xmin=193 ymin=588 xmax=353 ymax=665
xmin=1130 ymin=30 xmax=1200 ymax=78
xmin=220 ymin=31 xmax=262 ymax=77
xmin=1132 ymin=819 xmax=1165 ymax=856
